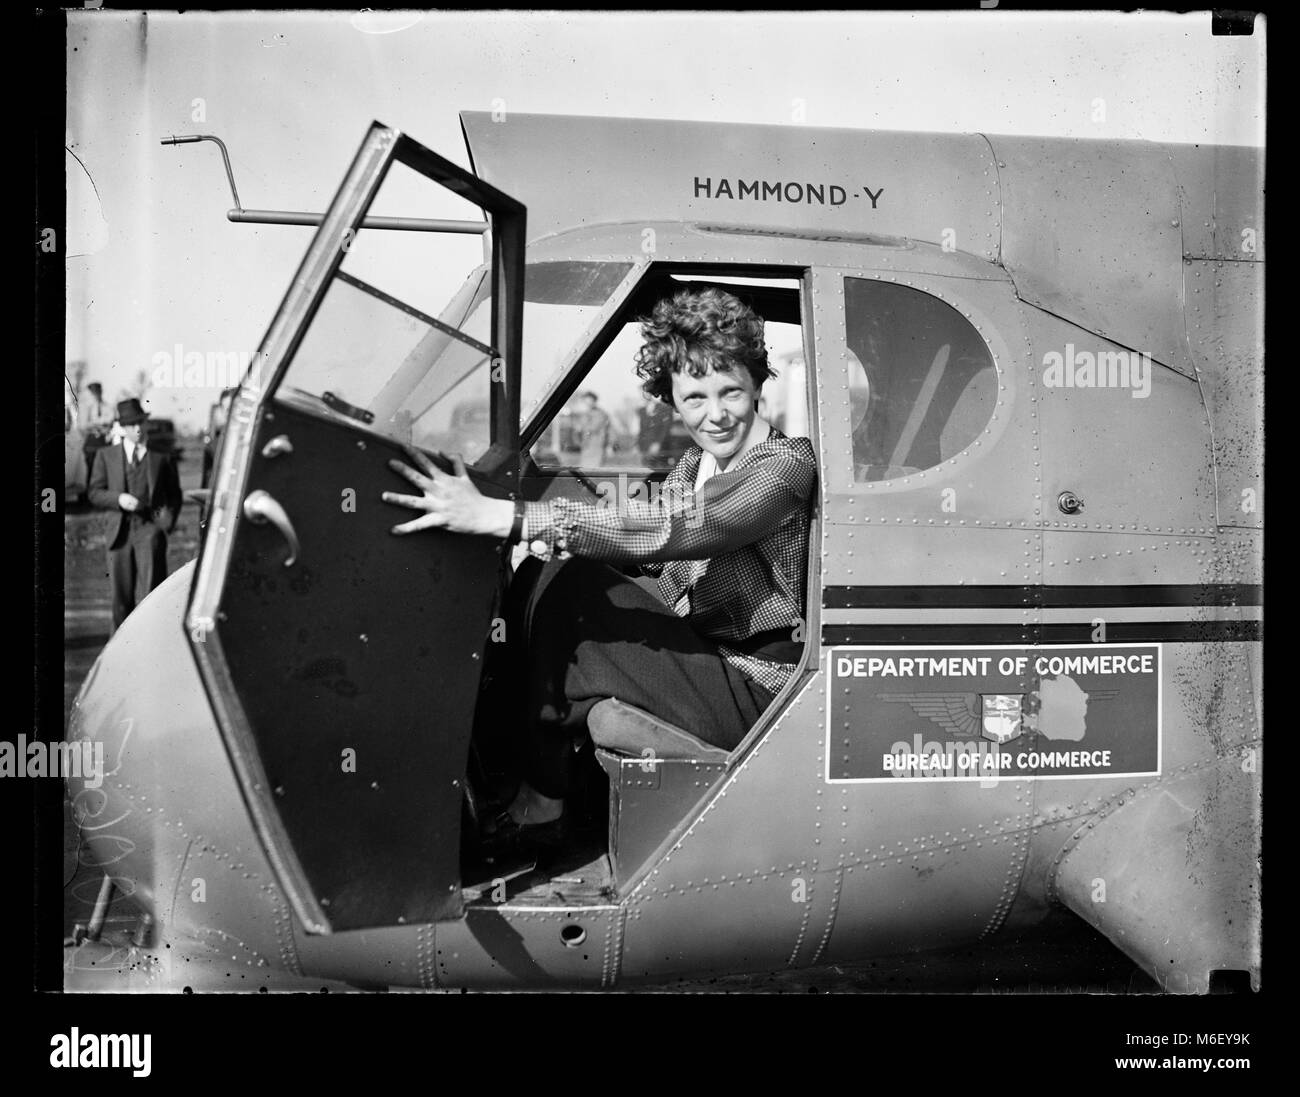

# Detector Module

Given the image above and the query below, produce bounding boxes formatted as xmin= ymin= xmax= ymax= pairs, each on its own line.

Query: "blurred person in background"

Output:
xmin=87 ymin=398 xmax=182 ymax=631
xmin=576 ymin=390 xmax=611 ymax=466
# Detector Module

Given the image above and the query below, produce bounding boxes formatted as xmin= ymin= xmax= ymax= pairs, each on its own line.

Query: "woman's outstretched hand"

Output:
xmin=382 ymin=445 xmax=514 ymax=538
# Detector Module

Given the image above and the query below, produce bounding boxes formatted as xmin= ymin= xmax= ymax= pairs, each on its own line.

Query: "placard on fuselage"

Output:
xmin=826 ymin=644 xmax=1161 ymax=783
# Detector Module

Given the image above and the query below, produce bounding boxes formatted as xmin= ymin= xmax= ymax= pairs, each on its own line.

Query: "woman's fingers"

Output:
xmin=400 ymin=443 xmax=441 ymax=478
xmin=387 ymin=457 xmax=433 ymax=489
xmin=384 ymin=448 xmax=468 ymax=535
xmin=381 ymin=490 xmax=431 ymax=511
xmin=390 ymin=511 xmax=448 ymax=536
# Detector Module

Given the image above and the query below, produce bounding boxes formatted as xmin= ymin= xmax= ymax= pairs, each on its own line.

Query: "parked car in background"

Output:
xmin=145 ymin=416 xmax=182 ymax=461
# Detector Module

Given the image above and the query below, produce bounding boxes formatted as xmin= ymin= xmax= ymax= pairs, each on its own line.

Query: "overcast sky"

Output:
xmin=65 ymin=10 xmax=1265 ymax=429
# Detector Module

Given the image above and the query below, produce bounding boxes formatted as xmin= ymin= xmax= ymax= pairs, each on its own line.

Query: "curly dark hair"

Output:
xmin=634 ymin=287 xmax=774 ymax=404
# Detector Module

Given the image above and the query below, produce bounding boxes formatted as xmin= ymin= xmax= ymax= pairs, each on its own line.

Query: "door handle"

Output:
xmin=260 ymin=434 xmax=294 ymax=459
xmin=243 ymin=489 xmax=300 ymax=567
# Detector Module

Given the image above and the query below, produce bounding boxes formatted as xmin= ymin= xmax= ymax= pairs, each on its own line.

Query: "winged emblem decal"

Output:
xmin=881 ymin=686 xmax=1119 ymax=746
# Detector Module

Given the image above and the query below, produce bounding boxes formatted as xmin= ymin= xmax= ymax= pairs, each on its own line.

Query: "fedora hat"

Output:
xmin=116 ymin=398 xmax=148 ymax=425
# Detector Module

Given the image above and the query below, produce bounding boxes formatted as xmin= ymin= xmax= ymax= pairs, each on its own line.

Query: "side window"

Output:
xmin=845 ymin=277 xmax=997 ymax=482
xmin=530 ymin=276 xmax=807 ymax=472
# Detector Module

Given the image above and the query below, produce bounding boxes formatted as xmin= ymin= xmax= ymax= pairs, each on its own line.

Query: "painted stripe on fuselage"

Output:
xmin=821 ymin=620 xmax=1260 ymax=645
xmin=822 ymin=584 xmax=1261 ymax=609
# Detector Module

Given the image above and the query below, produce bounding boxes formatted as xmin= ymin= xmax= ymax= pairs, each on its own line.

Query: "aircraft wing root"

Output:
xmin=1051 ymin=752 xmax=1260 ymax=994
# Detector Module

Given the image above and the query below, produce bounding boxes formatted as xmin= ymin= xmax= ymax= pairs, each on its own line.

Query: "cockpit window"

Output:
xmin=279 ymin=265 xmax=495 ymax=458
xmin=277 ymin=252 xmax=631 ymax=465
xmin=844 ymin=277 xmax=997 ymax=482
xmin=525 ymin=273 xmax=807 ymax=473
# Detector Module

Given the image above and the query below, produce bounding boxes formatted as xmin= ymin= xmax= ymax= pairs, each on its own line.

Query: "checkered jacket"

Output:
xmin=523 ymin=430 xmax=818 ymax=694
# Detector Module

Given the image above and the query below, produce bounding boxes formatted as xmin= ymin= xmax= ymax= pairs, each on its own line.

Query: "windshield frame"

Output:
xmin=264 ymin=256 xmax=644 ymax=482
xmin=256 ymin=145 xmax=525 ymax=485
xmin=518 ymin=256 xmax=649 ymax=452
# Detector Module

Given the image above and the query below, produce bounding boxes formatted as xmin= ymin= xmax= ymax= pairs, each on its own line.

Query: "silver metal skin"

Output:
xmin=67 ymin=566 xmax=308 ymax=990
xmin=67 ymin=114 xmax=1260 ymax=992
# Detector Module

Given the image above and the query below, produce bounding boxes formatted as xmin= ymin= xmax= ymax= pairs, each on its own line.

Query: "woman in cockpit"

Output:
xmin=383 ymin=287 xmax=817 ymax=847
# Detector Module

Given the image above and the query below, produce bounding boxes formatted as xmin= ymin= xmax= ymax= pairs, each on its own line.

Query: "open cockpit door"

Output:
xmin=186 ymin=123 xmax=525 ymax=933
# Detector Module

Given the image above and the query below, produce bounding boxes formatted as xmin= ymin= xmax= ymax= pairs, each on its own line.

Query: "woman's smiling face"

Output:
xmin=671 ymin=363 xmax=759 ymax=466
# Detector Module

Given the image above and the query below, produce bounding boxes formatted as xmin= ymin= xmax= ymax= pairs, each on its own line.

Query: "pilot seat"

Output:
xmin=587 ymin=698 xmax=731 ymax=889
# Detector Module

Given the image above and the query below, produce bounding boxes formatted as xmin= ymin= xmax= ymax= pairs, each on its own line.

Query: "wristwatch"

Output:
xmin=508 ymin=497 xmax=526 ymax=544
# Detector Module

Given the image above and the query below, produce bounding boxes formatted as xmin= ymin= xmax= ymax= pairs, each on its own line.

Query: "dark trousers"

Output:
xmin=482 ymin=556 xmax=775 ymax=800
xmin=109 ymin=519 xmax=169 ymax=630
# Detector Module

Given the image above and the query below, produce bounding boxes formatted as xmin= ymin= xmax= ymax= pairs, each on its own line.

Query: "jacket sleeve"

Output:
xmin=632 ymin=456 xmax=690 ymax=578
xmin=86 ymin=449 xmax=119 ymax=511
xmin=522 ymin=447 xmax=815 ymax=565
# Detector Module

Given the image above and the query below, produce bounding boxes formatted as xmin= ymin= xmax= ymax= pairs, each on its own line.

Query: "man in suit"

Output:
xmin=87 ymin=398 xmax=182 ymax=631
xmin=576 ymin=391 xmax=611 ymax=467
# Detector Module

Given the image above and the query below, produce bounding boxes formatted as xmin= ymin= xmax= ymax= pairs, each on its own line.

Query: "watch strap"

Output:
xmin=508 ymin=497 xmax=526 ymax=544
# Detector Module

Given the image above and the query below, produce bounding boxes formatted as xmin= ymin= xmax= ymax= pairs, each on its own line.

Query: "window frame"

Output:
xmin=842 ymin=274 xmax=1002 ymax=486
xmin=818 ymin=268 xmax=1018 ymax=498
